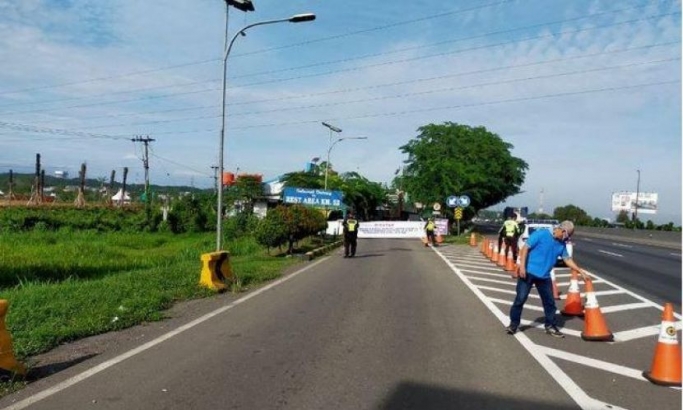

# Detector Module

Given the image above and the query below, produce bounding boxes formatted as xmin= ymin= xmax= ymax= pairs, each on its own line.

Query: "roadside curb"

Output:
xmin=304 ymin=239 xmax=344 ymax=260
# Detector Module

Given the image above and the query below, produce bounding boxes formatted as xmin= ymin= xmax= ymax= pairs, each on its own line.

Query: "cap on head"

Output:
xmin=558 ymin=220 xmax=575 ymax=236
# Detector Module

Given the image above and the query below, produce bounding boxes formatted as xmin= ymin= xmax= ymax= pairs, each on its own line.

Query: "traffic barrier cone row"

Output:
xmin=551 ymin=269 xmax=561 ymax=300
xmin=581 ymin=278 xmax=614 ymax=341
xmin=497 ymin=247 xmax=506 ymax=268
xmin=643 ymin=303 xmax=681 ymax=386
xmin=480 ymin=238 xmax=488 ymax=255
xmin=0 ymin=300 xmax=26 ymax=378
xmin=504 ymin=252 xmax=516 ymax=272
xmin=561 ymin=269 xmax=584 ymax=317
xmin=490 ymin=246 xmax=498 ymax=263
xmin=469 ymin=233 xmax=477 ymax=247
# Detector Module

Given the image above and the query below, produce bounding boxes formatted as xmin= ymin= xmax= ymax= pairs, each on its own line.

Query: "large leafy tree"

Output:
xmin=399 ymin=122 xmax=528 ymax=213
xmin=339 ymin=172 xmax=386 ymax=220
xmin=553 ymin=204 xmax=592 ymax=225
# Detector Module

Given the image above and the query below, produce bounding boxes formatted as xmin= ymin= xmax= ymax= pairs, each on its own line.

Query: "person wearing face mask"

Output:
xmin=505 ymin=220 xmax=590 ymax=338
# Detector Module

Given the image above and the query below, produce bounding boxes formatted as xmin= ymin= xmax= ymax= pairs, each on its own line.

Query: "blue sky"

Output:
xmin=0 ymin=0 xmax=681 ymax=223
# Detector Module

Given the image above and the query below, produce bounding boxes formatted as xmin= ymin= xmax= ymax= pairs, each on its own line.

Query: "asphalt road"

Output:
xmin=1 ymin=239 xmax=580 ymax=410
xmin=572 ymin=234 xmax=682 ymax=312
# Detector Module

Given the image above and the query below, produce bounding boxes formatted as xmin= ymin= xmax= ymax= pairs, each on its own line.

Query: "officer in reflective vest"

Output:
xmin=424 ymin=217 xmax=437 ymax=247
xmin=500 ymin=215 xmax=520 ymax=262
xmin=342 ymin=211 xmax=360 ymax=258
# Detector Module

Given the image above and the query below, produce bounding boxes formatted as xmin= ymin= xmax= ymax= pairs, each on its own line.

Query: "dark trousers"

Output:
xmin=426 ymin=230 xmax=435 ymax=246
xmin=344 ymin=235 xmax=357 ymax=256
xmin=509 ymin=273 xmax=557 ymax=328
xmin=504 ymin=236 xmax=518 ymax=261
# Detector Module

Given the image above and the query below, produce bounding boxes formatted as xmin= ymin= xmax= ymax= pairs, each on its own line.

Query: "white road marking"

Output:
xmin=671 ymin=253 xmax=681 ymax=257
xmin=611 ymin=243 xmax=633 ymax=248
xmin=614 ymin=322 xmax=683 ymax=342
xmin=598 ymin=250 xmax=623 ymax=257
xmin=540 ymin=347 xmax=645 ymax=382
xmin=1 ymin=257 xmax=330 ymax=410
xmin=600 ymin=302 xmax=651 ymax=314
xmin=431 ymin=248 xmax=625 ymax=410
xmin=467 ymin=276 xmax=516 ymax=286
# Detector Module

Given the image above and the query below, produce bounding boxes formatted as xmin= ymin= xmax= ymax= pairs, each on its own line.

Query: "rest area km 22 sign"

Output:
xmin=447 ymin=195 xmax=470 ymax=208
xmin=282 ymin=187 xmax=343 ymax=207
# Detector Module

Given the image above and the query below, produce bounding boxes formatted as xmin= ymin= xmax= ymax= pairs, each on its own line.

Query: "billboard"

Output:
xmin=611 ymin=192 xmax=658 ymax=214
xmin=282 ymin=187 xmax=343 ymax=208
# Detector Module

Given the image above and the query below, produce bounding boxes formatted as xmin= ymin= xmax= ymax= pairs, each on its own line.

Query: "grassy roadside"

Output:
xmin=0 ymin=231 xmax=330 ymax=361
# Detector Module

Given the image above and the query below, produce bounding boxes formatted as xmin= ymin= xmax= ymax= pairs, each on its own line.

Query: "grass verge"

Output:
xmin=0 ymin=231 xmax=317 ymax=361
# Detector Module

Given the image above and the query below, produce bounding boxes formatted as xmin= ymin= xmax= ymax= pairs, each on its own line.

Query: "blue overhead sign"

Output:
xmin=282 ymin=187 xmax=343 ymax=207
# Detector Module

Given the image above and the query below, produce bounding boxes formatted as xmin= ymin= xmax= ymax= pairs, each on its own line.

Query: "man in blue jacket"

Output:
xmin=505 ymin=220 xmax=590 ymax=338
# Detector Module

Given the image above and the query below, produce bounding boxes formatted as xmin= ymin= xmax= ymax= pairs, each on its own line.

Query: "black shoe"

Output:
xmin=545 ymin=325 xmax=565 ymax=338
xmin=505 ymin=325 xmax=517 ymax=335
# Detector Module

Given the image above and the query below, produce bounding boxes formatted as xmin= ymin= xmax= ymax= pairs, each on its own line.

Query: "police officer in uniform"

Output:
xmin=500 ymin=214 xmax=520 ymax=262
xmin=342 ymin=211 xmax=360 ymax=257
xmin=424 ymin=217 xmax=437 ymax=247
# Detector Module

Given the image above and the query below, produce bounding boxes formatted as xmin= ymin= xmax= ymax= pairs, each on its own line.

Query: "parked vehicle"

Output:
xmin=517 ymin=219 xmax=573 ymax=266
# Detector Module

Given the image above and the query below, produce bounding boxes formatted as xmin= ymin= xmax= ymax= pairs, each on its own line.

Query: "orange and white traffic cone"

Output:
xmin=561 ymin=269 xmax=583 ymax=317
xmin=490 ymin=246 xmax=498 ymax=263
xmin=504 ymin=252 xmax=516 ymax=272
xmin=581 ymin=278 xmax=614 ymax=341
xmin=643 ymin=303 xmax=681 ymax=386
xmin=436 ymin=233 xmax=443 ymax=245
xmin=497 ymin=247 xmax=507 ymax=268
xmin=551 ymin=269 xmax=561 ymax=300
xmin=469 ymin=233 xmax=477 ymax=247
xmin=0 ymin=300 xmax=26 ymax=378
xmin=481 ymin=238 xmax=488 ymax=255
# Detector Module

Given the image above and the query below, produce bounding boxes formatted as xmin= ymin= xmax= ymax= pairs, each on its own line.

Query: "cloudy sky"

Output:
xmin=0 ymin=0 xmax=680 ymax=223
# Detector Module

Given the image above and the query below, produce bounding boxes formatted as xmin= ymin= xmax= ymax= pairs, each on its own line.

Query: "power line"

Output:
xmin=70 ymin=56 xmax=680 ymax=130
xmin=226 ymin=79 xmax=680 ymax=130
xmin=31 ymin=40 xmax=679 ymax=127
xmin=0 ymin=0 xmax=516 ymax=97
xmin=0 ymin=4 xmax=675 ymax=113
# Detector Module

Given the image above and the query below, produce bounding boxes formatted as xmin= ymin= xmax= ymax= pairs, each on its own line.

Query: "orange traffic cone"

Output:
xmin=480 ymin=238 xmax=487 ymax=254
xmin=643 ymin=303 xmax=681 ymax=386
xmin=0 ymin=300 xmax=26 ymax=378
xmin=561 ymin=269 xmax=584 ymax=317
xmin=436 ymin=233 xmax=443 ymax=245
xmin=490 ymin=246 xmax=499 ymax=263
xmin=581 ymin=278 xmax=614 ymax=341
xmin=487 ymin=242 xmax=493 ymax=258
xmin=421 ymin=236 xmax=429 ymax=247
xmin=551 ymin=269 xmax=561 ymax=300
xmin=469 ymin=233 xmax=477 ymax=247
xmin=504 ymin=252 xmax=516 ymax=272
xmin=497 ymin=247 xmax=506 ymax=267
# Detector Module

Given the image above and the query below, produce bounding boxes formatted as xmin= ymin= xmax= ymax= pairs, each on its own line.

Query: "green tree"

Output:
xmin=616 ymin=210 xmax=630 ymax=223
xmin=339 ymin=172 xmax=386 ymax=220
xmin=553 ymin=204 xmax=592 ymax=225
xmin=399 ymin=122 xmax=528 ymax=216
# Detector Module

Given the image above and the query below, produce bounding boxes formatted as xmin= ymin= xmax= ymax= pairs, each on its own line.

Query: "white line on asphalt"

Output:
xmin=467 ymin=276 xmax=516 ymax=286
xmin=598 ymin=250 xmax=623 ymax=257
xmin=613 ymin=322 xmax=683 ymax=342
xmin=671 ymin=253 xmax=681 ymax=257
xmin=475 ymin=285 xmax=534 ymax=297
xmin=600 ymin=302 xmax=651 ymax=314
xmin=540 ymin=347 xmax=645 ymax=382
xmin=556 ymin=279 xmax=604 ymax=287
xmin=611 ymin=243 xmax=633 ymax=248
xmin=459 ymin=269 xmax=514 ymax=279
xmin=431 ymin=248 xmax=625 ymax=410
xmin=1 ymin=257 xmax=330 ymax=410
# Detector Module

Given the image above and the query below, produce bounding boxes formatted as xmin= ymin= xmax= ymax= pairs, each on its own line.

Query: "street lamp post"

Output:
xmin=634 ymin=169 xmax=641 ymax=225
xmin=216 ymin=11 xmax=316 ymax=251
xmin=324 ymin=136 xmax=368 ymax=190
xmin=321 ymin=122 xmax=342 ymax=190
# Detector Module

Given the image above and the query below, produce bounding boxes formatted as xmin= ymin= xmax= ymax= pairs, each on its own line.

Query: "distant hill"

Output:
xmin=0 ymin=172 xmax=207 ymax=195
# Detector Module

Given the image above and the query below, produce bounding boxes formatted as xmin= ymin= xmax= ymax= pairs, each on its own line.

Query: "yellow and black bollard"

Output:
xmin=199 ymin=251 xmax=233 ymax=291
xmin=0 ymin=300 xmax=26 ymax=378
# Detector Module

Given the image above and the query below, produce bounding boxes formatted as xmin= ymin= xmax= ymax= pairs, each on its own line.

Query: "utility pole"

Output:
xmin=211 ymin=166 xmax=219 ymax=193
xmin=74 ymin=163 xmax=87 ymax=208
xmin=131 ymin=135 xmax=155 ymax=204
xmin=7 ymin=170 xmax=15 ymax=205
xmin=120 ymin=167 xmax=129 ymax=207
xmin=633 ymin=169 xmax=641 ymax=225
xmin=27 ymin=153 xmax=42 ymax=206
xmin=107 ymin=170 xmax=116 ymax=206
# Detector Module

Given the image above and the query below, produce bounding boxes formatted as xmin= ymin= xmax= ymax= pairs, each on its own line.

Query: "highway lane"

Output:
xmin=0 ymin=239 xmax=579 ymax=410
xmin=572 ymin=235 xmax=682 ymax=311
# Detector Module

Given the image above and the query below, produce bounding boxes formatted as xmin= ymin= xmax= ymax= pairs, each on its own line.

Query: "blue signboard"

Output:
xmin=282 ymin=187 xmax=343 ymax=207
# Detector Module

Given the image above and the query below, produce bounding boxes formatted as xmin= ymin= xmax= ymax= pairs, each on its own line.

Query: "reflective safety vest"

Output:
xmin=503 ymin=220 xmax=518 ymax=237
xmin=426 ymin=221 xmax=435 ymax=231
xmin=346 ymin=219 xmax=358 ymax=232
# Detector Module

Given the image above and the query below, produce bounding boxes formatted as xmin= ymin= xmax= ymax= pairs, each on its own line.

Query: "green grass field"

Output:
xmin=0 ymin=231 xmax=315 ymax=359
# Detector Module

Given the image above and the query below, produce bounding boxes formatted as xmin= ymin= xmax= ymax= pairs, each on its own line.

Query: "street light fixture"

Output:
xmin=321 ymin=122 xmax=342 ymax=190
xmin=216 ymin=10 xmax=316 ymax=251
xmin=634 ymin=169 xmax=641 ymax=225
xmin=325 ymin=136 xmax=368 ymax=190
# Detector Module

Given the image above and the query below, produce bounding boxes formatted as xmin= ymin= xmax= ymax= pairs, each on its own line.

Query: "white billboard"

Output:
xmin=611 ymin=192 xmax=658 ymax=214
